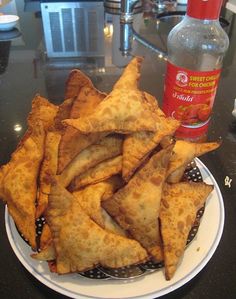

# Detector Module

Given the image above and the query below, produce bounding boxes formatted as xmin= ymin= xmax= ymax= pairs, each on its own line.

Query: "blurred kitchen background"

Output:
xmin=0 ymin=0 xmax=235 ymax=101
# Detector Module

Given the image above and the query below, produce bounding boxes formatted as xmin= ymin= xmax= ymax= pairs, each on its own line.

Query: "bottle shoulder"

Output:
xmin=168 ymin=16 xmax=229 ymax=53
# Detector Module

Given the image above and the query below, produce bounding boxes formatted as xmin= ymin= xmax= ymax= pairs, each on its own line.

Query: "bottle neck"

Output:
xmin=186 ymin=0 xmax=223 ymax=20
xmin=184 ymin=15 xmax=220 ymax=25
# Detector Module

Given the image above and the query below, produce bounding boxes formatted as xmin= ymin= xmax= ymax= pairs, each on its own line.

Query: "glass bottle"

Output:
xmin=162 ymin=0 xmax=229 ymax=142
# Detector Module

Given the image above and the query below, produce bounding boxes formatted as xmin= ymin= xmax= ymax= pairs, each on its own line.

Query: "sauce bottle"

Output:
xmin=162 ymin=0 xmax=229 ymax=141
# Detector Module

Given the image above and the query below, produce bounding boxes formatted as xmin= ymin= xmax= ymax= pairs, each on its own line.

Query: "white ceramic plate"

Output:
xmin=5 ymin=158 xmax=224 ymax=299
xmin=0 ymin=15 xmax=19 ymax=31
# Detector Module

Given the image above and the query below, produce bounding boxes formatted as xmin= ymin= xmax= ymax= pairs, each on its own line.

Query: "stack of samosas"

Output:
xmin=0 ymin=57 xmax=220 ymax=280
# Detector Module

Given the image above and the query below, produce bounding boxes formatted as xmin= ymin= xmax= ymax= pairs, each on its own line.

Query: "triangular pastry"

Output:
xmin=0 ymin=122 xmax=45 ymax=249
xmin=159 ymin=182 xmax=214 ymax=280
xmin=69 ymin=155 xmax=122 ymax=191
xmin=72 ymin=177 xmax=123 ymax=228
xmin=36 ymin=130 xmax=61 ymax=218
xmin=58 ymin=135 xmax=123 ymax=187
xmin=46 ymin=179 xmax=148 ymax=274
xmin=62 ymin=57 xmax=159 ymax=134
xmin=102 ymin=145 xmax=174 ymax=262
xmin=167 ymin=140 xmax=221 ymax=183
xmin=64 ymin=68 xmax=94 ymax=99
xmin=54 ymin=98 xmax=74 ymax=131
xmin=122 ymin=92 xmax=179 ymax=181
xmin=27 ymin=94 xmax=58 ymax=130
xmin=58 ymin=83 xmax=107 ymax=173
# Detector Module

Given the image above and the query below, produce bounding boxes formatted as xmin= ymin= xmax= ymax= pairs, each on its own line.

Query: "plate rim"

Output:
xmin=4 ymin=158 xmax=225 ymax=299
xmin=0 ymin=15 xmax=19 ymax=23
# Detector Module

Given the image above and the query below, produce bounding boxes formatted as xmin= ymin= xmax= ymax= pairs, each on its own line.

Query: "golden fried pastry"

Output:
xmin=0 ymin=56 xmax=220 ymax=281
xmin=63 ymin=90 xmax=159 ymax=134
xmin=34 ymin=176 xmax=123 ymax=260
xmin=58 ymin=135 xmax=123 ymax=187
xmin=32 ymin=242 xmax=56 ymax=261
xmin=70 ymin=85 xmax=106 ymax=118
xmin=54 ymin=98 xmax=74 ymax=131
xmin=58 ymin=84 xmax=107 ymax=173
xmin=96 ymin=176 xmax=124 ymax=201
xmin=62 ymin=57 xmax=159 ymax=134
xmin=36 ymin=130 xmax=61 ymax=218
xmin=72 ymin=176 xmax=123 ymax=228
xmin=167 ymin=140 xmax=221 ymax=183
xmin=143 ymin=92 xmax=159 ymax=111
xmin=101 ymin=208 xmax=127 ymax=237
xmin=102 ymin=145 xmax=174 ymax=262
xmin=64 ymin=68 xmax=93 ymax=99
xmin=69 ymin=155 xmax=122 ymax=191
xmin=113 ymin=56 xmax=143 ymax=90
xmin=46 ymin=178 xmax=148 ymax=274
xmin=122 ymin=110 xmax=179 ymax=181
xmin=27 ymin=94 xmax=58 ymax=130
xmin=160 ymin=135 xmax=174 ymax=149
xmin=0 ymin=122 xmax=45 ymax=249
xmin=39 ymin=223 xmax=52 ymax=250
xmin=159 ymin=182 xmax=214 ymax=280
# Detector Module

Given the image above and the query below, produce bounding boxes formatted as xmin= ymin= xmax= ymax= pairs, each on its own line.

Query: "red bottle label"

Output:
xmin=162 ymin=62 xmax=221 ymax=140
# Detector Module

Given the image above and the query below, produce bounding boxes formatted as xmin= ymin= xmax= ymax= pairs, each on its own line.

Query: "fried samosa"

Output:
xmin=36 ymin=130 xmax=61 ymax=218
xmin=0 ymin=122 xmax=45 ymax=249
xmin=27 ymin=94 xmax=58 ymax=130
xmin=58 ymin=84 xmax=107 ymax=173
xmin=46 ymin=179 xmax=148 ymax=274
xmin=102 ymin=145 xmax=174 ymax=262
xmin=65 ymin=68 xmax=94 ymax=99
xmin=122 ymin=93 xmax=179 ymax=181
xmin=72 ymin=176 xmax=123 ymax=228
xmin=58 ymin=135 xmax=123 ymax=187
xmin=113 ymin=55 xmax=143 ymax=90
xmin=167 ymin=140 xmax=221 ymax=183
xmin=159 ymin=182 xmax=214 ymax=280
xmin=101 ymin=208 xmax=127 ymax=237
xmin=54 ymin=98 xmax=74 ymax=131
xmin=62 ymin=57 xmax=159 ymax=134
xmin=69 ymin=155 xmax=122 ymax=191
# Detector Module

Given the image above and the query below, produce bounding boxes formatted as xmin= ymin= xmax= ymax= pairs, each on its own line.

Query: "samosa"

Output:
xmin=159 ymin=182 xmax=213 ymax=280
xmin=69 ymin=155 xmax=122 ymax=191
xmin=36 ymin=130 xmax=61 ymax=218
xmin=102 ymin=145 xmax=174 ymax=262
xmin=122 ymin=92 xmax=179 ymax=181
xmin=27 ymin=94 xmax=58 ymax=130
xmin=54 ymin=98 xmax=74 ymax=131
xmin=0 ymin=122 xmax=45 ymax=249
xmin=167 ymin=140 xmax=221 ymax=183
xmin=65 ymin=68 xmax=95 ymax=99
xmin=58 ymin=135 xmax=123 ymax=187
xmin=62 ymin=57 xmax=160 ymax=134
xmin=72 ymin=176 xmax=123 ymax=228
xmin=58 ymin=84 xmax=107 ymax=173
xmin=46 ymin=178 xmax=148 ymax=274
